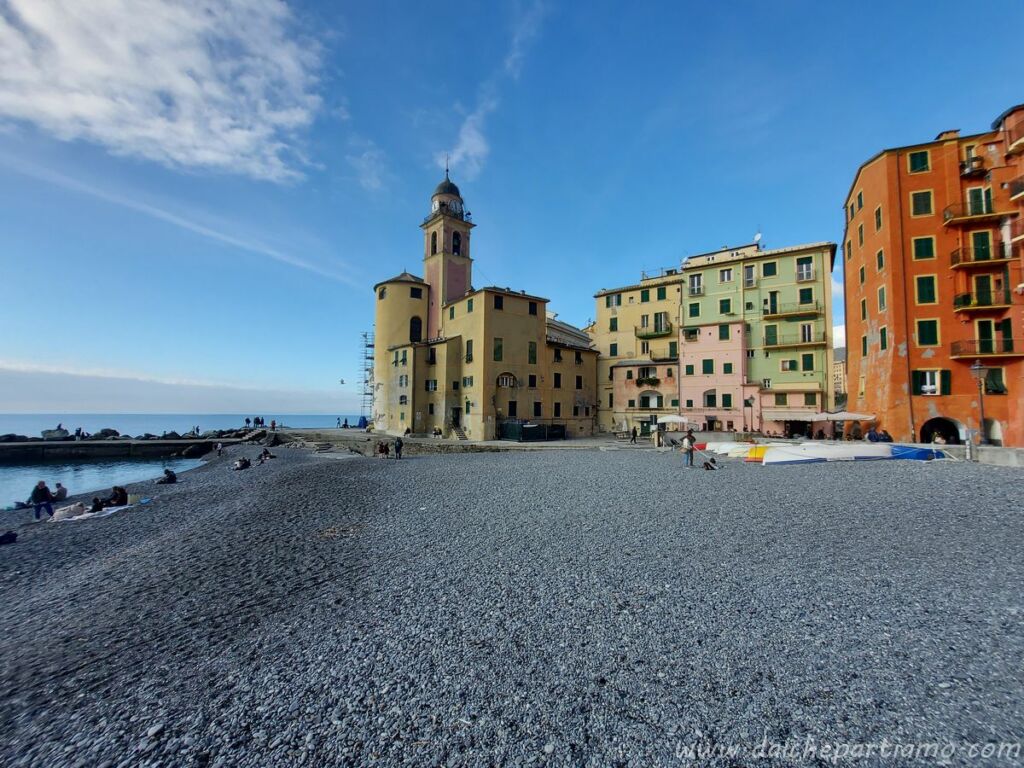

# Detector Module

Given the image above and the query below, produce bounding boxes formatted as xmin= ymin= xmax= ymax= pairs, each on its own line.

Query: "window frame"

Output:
xmin=912 ymin=236 xmax=936 ymax=260
xmin=910 ymin=189 xmax=934 ymax=217
xmin=915 ymin=319 xmax=940 ymax=347
xmin=907 ymin=150 xmax=931 ymax=174
xmin=914 ymin=274 xmax=937 ymax=305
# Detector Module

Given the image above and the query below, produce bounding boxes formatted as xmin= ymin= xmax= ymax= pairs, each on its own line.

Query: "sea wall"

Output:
xmin=0 ymin=439 xmax=233 ymax=463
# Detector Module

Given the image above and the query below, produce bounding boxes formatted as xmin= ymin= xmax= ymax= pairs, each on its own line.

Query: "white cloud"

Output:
xmin=437 ymin=1 xmax=545 ymax=180
xmin=346 ymin=138 xmax=387 ymax=191
xmin=0 ymin=155 xmax=358 ymax=284
xmin=833 ymin=324 xmax=846 ymax=349
xmin=0 ymin=0 xmax=321 ymax=182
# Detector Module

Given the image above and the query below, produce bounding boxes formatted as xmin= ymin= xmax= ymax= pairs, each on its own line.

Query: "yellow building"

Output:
xmin=373 ymin=174 xmax=598 ymax=440
xmin=832 ymin=347 xmax=847 ymax=396
xmin=591 ymin=269 xmax=686 ymax=433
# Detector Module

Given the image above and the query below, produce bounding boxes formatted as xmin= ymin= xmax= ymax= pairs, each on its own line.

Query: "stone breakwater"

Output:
xmin=0 ymin=448 xmax=1021 ymax=766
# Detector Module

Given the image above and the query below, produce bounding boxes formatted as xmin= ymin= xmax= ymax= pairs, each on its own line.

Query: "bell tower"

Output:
xmin=422 ymin=168 xmax=474 ymax=338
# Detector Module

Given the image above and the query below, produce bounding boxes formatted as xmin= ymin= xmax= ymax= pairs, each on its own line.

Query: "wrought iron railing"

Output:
xmin=951 ymin=338 xmax=1018 ymax=356
xmin=635 ymin=322 xmax=673 ymax=339
xmin=764 ymin=331 xmax=827 ymax=347
xmin=949 ymin=245 xmax=1009 ymax=266
xmin=953 ymin=290 xmax=1013 ymax=310
xmin=762 ymin=301 xmax=823 ymax=317
xmin=1010 ymin=175 xmax=1024 ymax=200
xmin=943 ymin=201 xmax=998 ymax=221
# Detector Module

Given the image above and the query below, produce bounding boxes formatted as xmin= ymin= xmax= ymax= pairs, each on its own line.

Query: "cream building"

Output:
xmin=373 ymin=174 xmax=598 ymax=440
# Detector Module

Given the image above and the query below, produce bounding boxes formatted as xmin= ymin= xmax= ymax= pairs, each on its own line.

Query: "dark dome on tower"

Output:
xmin=433 ymin=171 xmax=461 ymax=199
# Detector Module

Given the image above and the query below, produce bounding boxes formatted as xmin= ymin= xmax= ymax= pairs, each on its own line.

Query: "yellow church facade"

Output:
xmin=372 ymin=174 xmax=598 ymax=440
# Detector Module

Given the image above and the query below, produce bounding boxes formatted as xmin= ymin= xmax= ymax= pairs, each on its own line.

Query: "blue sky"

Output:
xmin=1 ymin=0 xmax=1021 ymax=413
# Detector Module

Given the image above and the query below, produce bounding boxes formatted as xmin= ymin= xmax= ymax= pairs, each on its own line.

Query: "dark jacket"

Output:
xmin=30 ymin=486 xmax=53 ymax=504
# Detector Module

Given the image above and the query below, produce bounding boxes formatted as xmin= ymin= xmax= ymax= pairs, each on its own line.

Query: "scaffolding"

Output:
xmin=359 ymin=330 xmax=375 ymax=418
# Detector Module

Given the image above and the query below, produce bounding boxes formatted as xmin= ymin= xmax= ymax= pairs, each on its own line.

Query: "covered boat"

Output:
xmin=761 ymin=443 xmax=894 ymax=464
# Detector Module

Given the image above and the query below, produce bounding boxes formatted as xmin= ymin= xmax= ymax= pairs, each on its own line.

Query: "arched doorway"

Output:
xmin=920 ymin=417 xmax=961 ymax=445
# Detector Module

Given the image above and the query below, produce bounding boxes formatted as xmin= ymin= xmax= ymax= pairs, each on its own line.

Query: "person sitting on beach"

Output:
xmin=259 ymin=448 xmax=276 ymax=460
xmin=233 ymin=457 xmax=251 ymax=470
xmin=702 ymin=457 xmax=718 ymax=471
xmin=156 ymin=469 xmax=177 ymax=484
xmin=30 ymin=481 xmax=55 ymax=520
xmin=89 ymin=497 xmax=104 ymax=513
xmin=102 ymin=486 xmax=128 ymax=508
xmin=53 ymin=483 xmax=68 ymax=501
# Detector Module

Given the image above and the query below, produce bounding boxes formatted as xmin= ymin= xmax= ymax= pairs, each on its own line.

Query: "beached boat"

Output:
xmin=761 ymin=443 xmax=893 ymax=464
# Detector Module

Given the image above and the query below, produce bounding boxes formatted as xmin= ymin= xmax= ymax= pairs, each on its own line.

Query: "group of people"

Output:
xmin=336 ymin=417 xmax=350 ymax=429
xmin=375 ymin=437 xmax=403 ymax=459
xmin=24 ymin=481 xmax=130 ymax=521
xmin=244 ymin=417 xmax=276 ymax=431
xmin=232 ymin=448 xmax=276 ymax=471
xmin=865 ymin=427 xmax=894 ymax=443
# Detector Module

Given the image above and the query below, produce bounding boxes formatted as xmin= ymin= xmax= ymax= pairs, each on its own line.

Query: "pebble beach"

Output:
xmin=1 ymin=446 xmax=1022 ymax=766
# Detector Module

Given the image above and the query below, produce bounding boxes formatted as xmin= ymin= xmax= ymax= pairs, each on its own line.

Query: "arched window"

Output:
xmin=431 ymin=231 xmax=437 ymax=255
xmin=452 ymin=231 xmax=462 ymax=256
xmin=496 ymin=373 xmax=517 ymax=388
xmin=399 ymin=395 xmax=408 ymax=405
xmin=410 ymin=316 xmax=423 ymax=343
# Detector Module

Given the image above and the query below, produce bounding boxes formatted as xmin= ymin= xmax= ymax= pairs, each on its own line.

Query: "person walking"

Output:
xmin=270 ymin=419 xmax=276 ymax=432
xmin=682 ymin=429 xmax=696 ymax=467
xmin=394 ymin=436 xmax=403 ymax=460
xmin=630 ymin=426 xmax=638 ymax=444
xmin=30 ymin=481 xmax=54 ymax=520
xmin=337 ymin=417 xmax=342 ymax=428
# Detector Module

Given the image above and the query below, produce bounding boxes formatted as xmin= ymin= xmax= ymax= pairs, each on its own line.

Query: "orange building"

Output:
xmin=843 ymin=104 xmax=1024 ymax=446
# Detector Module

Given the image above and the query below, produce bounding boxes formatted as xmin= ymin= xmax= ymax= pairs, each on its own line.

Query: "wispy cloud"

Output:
xmin=346 ymin=137 xmax=388 ymax=191
xmin=1 ymin=155 xmax=358 ymax=285
xmin=832 ymin=324 xmax=846 ymax=349
xmin=437 ymin=1 xmax=546 ymax=180
xmin=0 ymin=0 xmax=322 ymax=182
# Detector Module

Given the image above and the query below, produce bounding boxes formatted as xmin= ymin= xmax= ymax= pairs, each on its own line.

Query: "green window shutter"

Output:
xmin=940 ymin=370 xmax=951 ymax=396
xmin=669 ymin=341 xmax=678 ymax=357
xmin=719 ymin=299 xmax=731 ymax=314
xmin=880 ymin=328 xmax=888 ymax=350
xmin=799 ymin=287 xmax=813 ymax=304
xmin=605 ymin=295 xmax=612 ymax=308
xmin=702 ymin=359 xmax=714 ymax=374
xmin=916 ymin=276 xmax=935 ymax=304
xmin=685 ymin=399 xmax=693 ymax=408
xmin=762 ymin=262 xmax=777 ymax=277
xmin=671 ymin=398 xmax=679 ymax=406
xmin=640 ymin=289 xmax=649 ymax=302
xmin=804 ymin=392 xmax=816 ymax=406
xmin=722 ymin=393 xmax=733 ymax=408
xmin=765 ymin=326 xmax=778 ymax=345
xmin=609 ymin=317 xmax=618 ymax=331
xmin=911 ymin=371 xmax=924 ymax=395
xmin=801 ymin=353 xmax=813 ymax=371
xmin=685 ymin=364 xmax=694 ymax=375
xmin=657 ymin=286 xmax=666 ymax=300
xmin=626 ymin=370 xmax=633 ymax=379
xmin=688 ymin=303 xmax=700 ymax=318
xmin=723 ymin=362 xmax=733 ymax=374
xmin=609 ymin=343 xmax=618 ymax=356
xmin=718 ymin=324 xmax=729 ymax=340
xmin=861 ymin=336 xmax=867 ymax=356
xmin=918 ymin=320 xmax=938 ymax=346
xmin=628 ymin=399 xmax=635 ymax=408
xmin=913 ymin=238 xmax=935 ymax=259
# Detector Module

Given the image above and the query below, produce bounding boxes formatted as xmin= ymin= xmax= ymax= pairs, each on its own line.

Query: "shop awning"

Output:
xmin=762 ymin=409 xmax=820 ymax=422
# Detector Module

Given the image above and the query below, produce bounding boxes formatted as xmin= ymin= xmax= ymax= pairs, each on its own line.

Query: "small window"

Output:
xmin=608 ymin=393 xmax=614 ymax=407
xmin=494 ymin=337 xmax=503 ymax=361
xmin=719 ymin=267 xmax=733 ymax=283
xmin=723 ymin=362 xmax=733 ymax=374
xmin=911 ymin=190 xmax=933 ymax=216
xmin=859 ymin=266 xmax=865 ymax=285
xmin=430 ymin=231 xmax=437 ymax=255
xmin=858 ymin=223 xmax=864 ymax=246
xmin=798 ymin=287 xmax=813 ymax=305
xmin=860 ymin=298 xmax=867 ymax=320
xmin=685 ymin=364 xmax=694 ymax=376
xmin=849 ymin=203 xmax=855 ymax=221
xmin=378 ymin=287 xmax=387 ymax=299
xmin=553 ymin=349 xmax=563 ymax=362
xmin=554 ymin=372 xmax=562 ymax=389
xmin=688 ymin=303 xmax=700 ymax=318
xmin=575 ymin=350 xmax=582 ymax=364
xmin=804 ymin=393 xmax=816 ymax=406
xmin=609 ymin=343 xmax=618 ymax=356
xmin=553 ymin=402 xmax=561 ymax=418
xmin=409 ymin=316 xmax=423 ymax=343
xmin=861 ymin=335 xmax=868 ymax=356
xmin=856 ymin=191 xmax=863 ymax=210
xmin=915 ymin=275 xmax=936 ymax=304
xmin=876 ymin=250 xmax=885 ymax=271
xmin=801 ymin=353 xmax=814 ymax=371
xmin=874 ymin=206 xmax=882 ymax=231
xmin=878 ymin=286 xmax=886 ymax=311
xmin=494 ymin=294 xmax=504 ymax=310
xmin=528 ymin=374 xmax=537 ymax=388
xmin=916 ymin=319 xmax=939 ymax=347
xmin=528 ymin=341 xmax=537 ymax=365
xmin=576 ymin=375 xmax=583 ymax=390
xmin=410 ymin=286 xmax=423 ymax=299
xmin=449 ymin=306 xmax=455 ymax=320
xmin=912 ymin=237 xmax=935 ymax=260
xmin=609 ymin=317 xmax=618 ymax=332
xmin=656 ymin=286 xmax=666 ymax=300
xmin=452 ymin=231 xmax=462 ymax=256
xmin=762 ymin=262 xmax=777 ymax=277
xmin=719 ymin=298 xmax=732 ymax=314
xmin=640 ymin=289 xmax=650 ymax=303
xmin=701 ymin=359 xmax=714 ymax=375
xmin=718 ymin=324 xmax=730 ymax=341
xmin=774 ymin=392 xmax=788 ymax=406
xmin=880 ymin=327 xmax=888 ymax=351
xmin=722 ymin=393 xmax=733 ymax=408
xmin=908 ymin=150 xmax=930 ymax=173
xmin=465 ymin=339 xmax=473 ymax=361
xmin=529 ymin=301 xmax=537 ymax=316
xmin=467 ymin=298 xmax=474 ymax=313
xmin=627 ymin=399 xmax=636 ymax=408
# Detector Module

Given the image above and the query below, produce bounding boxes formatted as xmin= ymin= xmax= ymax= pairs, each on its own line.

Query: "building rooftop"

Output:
xmin=373 ymin=271 xmax=425 ymax=290
xmin=546 ymin=317 xmax=596 ymax=351
xmin=682 ymin=241 xmax=837 ymax=269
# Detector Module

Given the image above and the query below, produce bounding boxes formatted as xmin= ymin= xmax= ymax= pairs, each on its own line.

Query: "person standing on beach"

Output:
xmin=682 ymin=429 xmax=696 ymax=467
xmin=394 ymin=436 xmax=403 ymax=460
xmin=337 ymin=417 xmax=341 ymax=428
xmin=216 ymin=442 xmax=223 ymax=457
xmin=245 ymin=417 xmax=251 ymax=430
xmin=630 ymin=427 xmax=637 ymax=444
xmin=30 ymin=481 xmax=54 ymax=520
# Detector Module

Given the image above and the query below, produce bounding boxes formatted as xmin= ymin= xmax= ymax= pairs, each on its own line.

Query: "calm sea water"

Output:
xmin=1 ymin=457 xmax=204 ymax=509
xmin=0 ymin=413 xmax=363 ymax=438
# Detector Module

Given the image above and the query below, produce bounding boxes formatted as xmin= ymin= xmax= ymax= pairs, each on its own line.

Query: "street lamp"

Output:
xmin=969 ymin=359 xmax=990 ymax=446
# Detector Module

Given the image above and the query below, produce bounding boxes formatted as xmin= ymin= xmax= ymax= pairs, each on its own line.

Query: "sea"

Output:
xmin=0 ymin=413 xmax=363 ymax=508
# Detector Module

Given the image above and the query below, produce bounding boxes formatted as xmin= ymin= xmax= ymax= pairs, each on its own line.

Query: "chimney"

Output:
xmin=935 ymin=129 xmax=961 ymax=141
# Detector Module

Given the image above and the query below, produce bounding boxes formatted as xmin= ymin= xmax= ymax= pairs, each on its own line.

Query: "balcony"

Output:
xmin=635 ymin=322 xmax=674 ymax=339
xmin=950 ymin=338 xmax=1024 ymax=358
xmin=764 ymin=330 xmax=828 ymax=348
xmin=762 ymin=301 xmax=823 ymax=318
xmin=635 ymin=376 xmax=661 ymax=387
xmin=795 ymin=267 xmax=816 ymax=283
xmin=942 ymin=200 xmax=1015 ymax=225
xmin=1010 ymin=175 xmax=1024 ymax=202
xmin=953 ymin=290 xmax=1013 ymax=312
xmin=650 ymin=349 xmax=679 ymax=362
xmin=959 ymin=156 xmax=986 ymax=177
xmin=1013 ymin=218 xmax=1024 ymax=242
xmin=950 ymin=244 xmax=1010 ymax=268
xmin=1007 ymin=116 xmax=1024 ymax=155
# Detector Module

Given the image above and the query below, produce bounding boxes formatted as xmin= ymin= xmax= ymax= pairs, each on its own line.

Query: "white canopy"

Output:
xmin=657 ymin=414 xmax=690 ymax=424
xmin=811 ymin=411 xmax=877 ymax=422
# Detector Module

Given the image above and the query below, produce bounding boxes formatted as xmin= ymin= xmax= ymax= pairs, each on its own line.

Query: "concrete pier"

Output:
xmin=0 ymin=438 xmax=240 ymax=463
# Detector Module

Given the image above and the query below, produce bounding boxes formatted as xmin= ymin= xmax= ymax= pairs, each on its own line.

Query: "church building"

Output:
xmin=372 ymin=173 xmax=598 ymax=440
